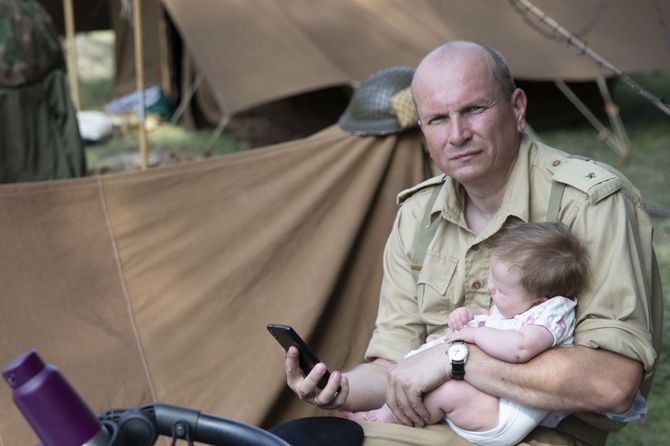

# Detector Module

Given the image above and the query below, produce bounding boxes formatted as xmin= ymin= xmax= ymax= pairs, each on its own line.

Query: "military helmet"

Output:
xmin=338 ymin=66 xmax=418 ymax=136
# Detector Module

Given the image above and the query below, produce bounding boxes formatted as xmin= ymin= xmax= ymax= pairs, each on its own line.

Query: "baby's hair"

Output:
xmin=488 ymin=221 xmax=590 ymax=299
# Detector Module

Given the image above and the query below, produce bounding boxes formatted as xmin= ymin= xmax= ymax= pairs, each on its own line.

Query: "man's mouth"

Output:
xmin=451 ymin=150 xmax=481 ymax=162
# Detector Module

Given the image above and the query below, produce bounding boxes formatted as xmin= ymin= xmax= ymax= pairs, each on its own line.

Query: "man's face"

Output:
xmin=414 ymin=49 xmax=527 ymax=189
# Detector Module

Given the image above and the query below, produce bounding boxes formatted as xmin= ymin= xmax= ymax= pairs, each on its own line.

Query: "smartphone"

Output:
xmin=267 ymin=323 xmax=339 ymax=391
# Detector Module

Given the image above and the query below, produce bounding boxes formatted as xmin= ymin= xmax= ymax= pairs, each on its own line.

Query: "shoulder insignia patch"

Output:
xmin=552 ymin=158 xmax=621 ymax=203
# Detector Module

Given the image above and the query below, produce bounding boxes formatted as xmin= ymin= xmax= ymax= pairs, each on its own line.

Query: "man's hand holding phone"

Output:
xmin=284 ymin=344 xmax=348 ymax=410
xmin=268 ymin=324 xmax=347 ymax=409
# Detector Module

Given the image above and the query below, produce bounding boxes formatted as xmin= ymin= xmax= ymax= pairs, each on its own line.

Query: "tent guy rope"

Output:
xmin=509 ymin=0 xmax=670 ymax=118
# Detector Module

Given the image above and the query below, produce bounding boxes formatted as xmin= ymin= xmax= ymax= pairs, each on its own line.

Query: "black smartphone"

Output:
xmin=267 ymin=323 xmax=339 ymax=391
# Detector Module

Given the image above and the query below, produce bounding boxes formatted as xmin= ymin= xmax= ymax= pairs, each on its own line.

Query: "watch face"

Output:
xmin=448 ymin=343 xmax=468 ymax=361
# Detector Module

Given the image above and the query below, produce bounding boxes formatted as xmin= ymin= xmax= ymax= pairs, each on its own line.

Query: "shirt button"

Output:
xmin=472 ymin=281 xmax=482 ymax=290
xmin=552 ymin=160 xmax=561 ymax=167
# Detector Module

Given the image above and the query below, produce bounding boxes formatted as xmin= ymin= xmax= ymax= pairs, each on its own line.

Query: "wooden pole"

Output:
xmin=62 ymin=0 xmax=79 ymax=110
xmin=133 ymin=0 xmax=149 ymax=170
xmin=157 ymin=4 xmax=172 ymax=96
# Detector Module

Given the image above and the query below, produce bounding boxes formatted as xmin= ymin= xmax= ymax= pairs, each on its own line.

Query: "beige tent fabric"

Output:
xmin=162 ymin=0 xmax=670 ymax=116
xmin=162 ymin=0 xmax=353 ymax=115
xmin=0 ymin=126 xmax=428 ymax=443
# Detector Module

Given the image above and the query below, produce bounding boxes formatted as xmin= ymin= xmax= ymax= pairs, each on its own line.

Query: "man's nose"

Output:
xmin=447 ymin=115 xmax=471 ymax=146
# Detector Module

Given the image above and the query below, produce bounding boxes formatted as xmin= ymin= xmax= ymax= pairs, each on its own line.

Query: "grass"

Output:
xmin=76 ymin=31 xmax=669 ymax=443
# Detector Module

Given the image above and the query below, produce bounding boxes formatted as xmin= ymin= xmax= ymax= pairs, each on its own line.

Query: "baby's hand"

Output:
xmin=444 ymin=327 xmax=477 ymax=344
xmin=448 ymin=307 xmax=475 ymax=331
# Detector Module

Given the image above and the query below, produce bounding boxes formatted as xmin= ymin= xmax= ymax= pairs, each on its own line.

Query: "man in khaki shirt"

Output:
xmin=282 ymin=40 xmax=662 ymax=445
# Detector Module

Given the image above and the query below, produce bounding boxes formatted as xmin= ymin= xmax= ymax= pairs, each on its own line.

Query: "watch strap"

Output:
xmin=451 ymin=361 xmax=465 ymax=380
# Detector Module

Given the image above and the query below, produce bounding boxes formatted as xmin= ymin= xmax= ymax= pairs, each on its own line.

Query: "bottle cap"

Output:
xmin=2 ymin=349 xmax=44 ymax=389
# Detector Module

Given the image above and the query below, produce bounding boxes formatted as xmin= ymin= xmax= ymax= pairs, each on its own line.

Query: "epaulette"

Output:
xmin=396 ymin=174 xmax=446 ymax=205
xmin=552 ymin=157 xmax=621 ymax=204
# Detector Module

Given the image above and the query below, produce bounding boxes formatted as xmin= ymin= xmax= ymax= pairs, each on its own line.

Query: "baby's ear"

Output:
xmin=532 ymin=296 xmax=549 ymax=306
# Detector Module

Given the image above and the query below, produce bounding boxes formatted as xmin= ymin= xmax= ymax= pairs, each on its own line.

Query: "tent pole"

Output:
xmin=203 ymin=116 xmax=230 ymax=154
xmin=596 ymin=76 xmax=631 ymax=165
xmin=133 ymin=0 xmax=149 ymax=170
xmin=169 ymin=72 xmax=204 ymax=126
xmin=157 ymin=3 xmax=171 ymax=96
xmin=62 ymin=0 xmax=79 ymax=110
xmin=554 ymin=79 xmax=629 ymax=163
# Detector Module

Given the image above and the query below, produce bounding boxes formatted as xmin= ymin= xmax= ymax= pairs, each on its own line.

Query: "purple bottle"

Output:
xmin=2 ymin=349 xmax=110 ymax=446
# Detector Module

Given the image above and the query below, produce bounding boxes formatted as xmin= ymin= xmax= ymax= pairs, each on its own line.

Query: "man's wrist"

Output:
xmin=447 ymin=341 xmax=469 ymax=380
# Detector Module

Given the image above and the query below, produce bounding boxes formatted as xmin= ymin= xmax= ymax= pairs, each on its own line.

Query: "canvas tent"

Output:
xmin=0 ymin=125 xmax=431 ymax=443
xmin=162 ymin=0 xmax=670 ymax=160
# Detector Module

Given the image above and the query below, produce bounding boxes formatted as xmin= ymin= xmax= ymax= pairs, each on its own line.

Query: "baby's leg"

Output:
xmin=344 ymin=381 xmax=499 ymax=430
xmin=342 ymin=404 xmax=399 ymax=423
xmin=426 ymin=380 xmax=499 ymax=431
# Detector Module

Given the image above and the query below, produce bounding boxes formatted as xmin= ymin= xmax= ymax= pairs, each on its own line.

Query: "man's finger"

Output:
xmin=406 ymin=389 xmax=430 ymax=426
xmin=387 ymin=386 xmax=414 ymax=426
xmin=285 ymin=346 xmax=304 ymax=389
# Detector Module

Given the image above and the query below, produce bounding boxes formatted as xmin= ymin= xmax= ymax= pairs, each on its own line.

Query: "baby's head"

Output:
xmin=487 ymin=221 xmax=590 ymax=315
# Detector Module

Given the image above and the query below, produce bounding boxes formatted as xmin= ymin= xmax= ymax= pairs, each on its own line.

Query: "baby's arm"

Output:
xmin=444 ymin=325 xmax=554 ymax=363
xmin=448 ymin=307 xmax=490 ymax=331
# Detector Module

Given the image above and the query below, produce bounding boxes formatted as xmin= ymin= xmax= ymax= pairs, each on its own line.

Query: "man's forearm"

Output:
xmin=342 ymin=358 xmax=393 ymax=412
xmin=465 ymin=345 xmax=643 ymax=413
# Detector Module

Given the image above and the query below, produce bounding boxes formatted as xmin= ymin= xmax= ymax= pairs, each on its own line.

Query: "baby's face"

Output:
xmin=488 ymin=257 xmax=535 ymax=318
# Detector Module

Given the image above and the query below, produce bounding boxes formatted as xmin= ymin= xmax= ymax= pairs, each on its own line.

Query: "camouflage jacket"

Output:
xmin=0 ymin=0 xmax=65 ymax=87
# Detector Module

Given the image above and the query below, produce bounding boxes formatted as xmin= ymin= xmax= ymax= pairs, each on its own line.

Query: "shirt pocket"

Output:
xmin=417 ymin=254 xmax=458 ymax=326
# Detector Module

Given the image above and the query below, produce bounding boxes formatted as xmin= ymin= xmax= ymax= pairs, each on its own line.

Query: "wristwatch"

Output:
xmin=447 ymin=341 xmax=469 ymax=380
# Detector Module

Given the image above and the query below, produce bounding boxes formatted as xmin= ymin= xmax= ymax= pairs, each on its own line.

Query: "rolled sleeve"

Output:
xmin=567 ymin=187 xmax=658 ymax=373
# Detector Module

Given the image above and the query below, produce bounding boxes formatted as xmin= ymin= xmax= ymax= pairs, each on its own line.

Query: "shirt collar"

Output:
xmin=435 ymin=132 xmax=534 ymax=235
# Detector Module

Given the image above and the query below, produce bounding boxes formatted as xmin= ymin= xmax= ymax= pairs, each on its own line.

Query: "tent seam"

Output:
xmin=97 ymin=176 xmax=158 ymax=403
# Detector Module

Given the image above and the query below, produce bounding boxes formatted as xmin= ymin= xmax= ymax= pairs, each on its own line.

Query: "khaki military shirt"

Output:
xmin=365 ymin=133 xmax=659 ymax=393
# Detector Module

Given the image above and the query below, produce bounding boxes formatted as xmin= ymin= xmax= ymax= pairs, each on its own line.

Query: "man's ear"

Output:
xmin=512 ymin=88 xmax=527 ymax=132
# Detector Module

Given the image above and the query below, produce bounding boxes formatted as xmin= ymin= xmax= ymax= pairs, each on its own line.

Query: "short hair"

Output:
xmin=488 ymin=221 xmax=590 ymax=299
xmin=477 ymin=42 xmax=517 ymax=100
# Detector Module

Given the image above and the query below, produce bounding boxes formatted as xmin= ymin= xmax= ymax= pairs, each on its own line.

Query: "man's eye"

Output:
xmin=467 ymin=106 xmax=485 ymax=113
xmin=428 ymin=116 xmax=447 ymax=125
